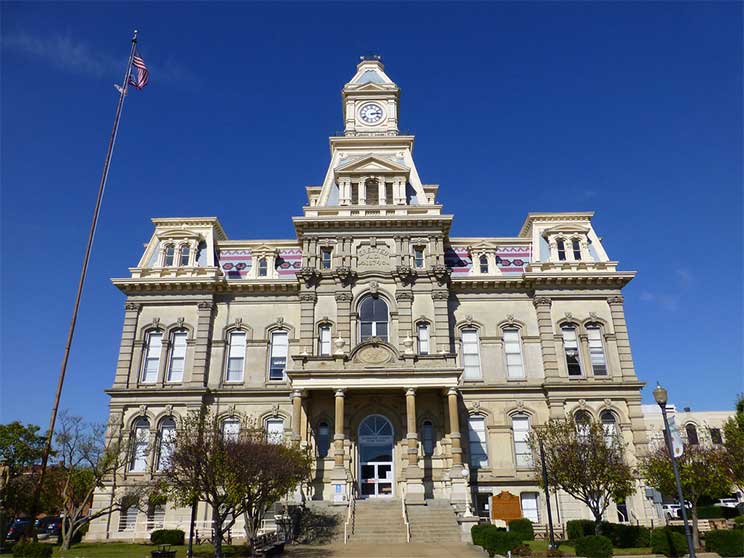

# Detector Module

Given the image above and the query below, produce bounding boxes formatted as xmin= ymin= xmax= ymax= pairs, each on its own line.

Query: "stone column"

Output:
xmin=431 ymin=289 xmax=450 ymax=353
xmin=114 ymin=302 xmax=141 ymax=388
xmin=358 ymin=177 xmax=367 ymax=205
xmin=299 ymin=291 xmax=317 ymax=354
xmin=405 ymin=388 xmax=425 ymax=504
xmin=339 ymin=177 xmax=351 ymax=206
xmin=335 ymin=292 xmax=352 ymax=349
xmin=533 ymin=296 xmax=560 ymax=381
xmin=447 ymin=387 xmax=468 ymax=507
xmin=378 ymin=176 xmax=386 ymax=205
xmin=291 ymin=389 xmax=303 ymax=446
xmin=607 ymin=296 xmax=637 ymax=380
xmin=330 ymin=388 xmax=349 ymax=502
xmin=190 ymin=301 xmax=215 ymax=387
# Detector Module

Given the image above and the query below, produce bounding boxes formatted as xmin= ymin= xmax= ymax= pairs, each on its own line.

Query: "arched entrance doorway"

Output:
xmin=358 ymin=414 xmax=394 ymax=498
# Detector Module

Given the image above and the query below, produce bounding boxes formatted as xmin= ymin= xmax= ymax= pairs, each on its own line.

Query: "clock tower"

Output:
xmin=342 ymin=55 xmax=400 ymax=136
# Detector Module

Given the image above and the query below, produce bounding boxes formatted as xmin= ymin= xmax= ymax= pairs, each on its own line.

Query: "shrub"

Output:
xmin=599 ymin=523 xmax=650 ymax=548
xmin=651 ymin=527 xmax=688 ymax=557
xmin=482 ymin=530 xmax=523 ymax=558
xmin=733 ymin=516 xmax=744 ymax=529
xmin=11 ymin=542 xmax=54 ymax=558
xmin=471 ymin=524 xmax=506 ymax=548
xmin=150 ymin=529 xmax=185 ymax=546
xmin=575 ymin=535 xmax=613 ymax=558
xmin=512 ymin=543 xmax=532 ymax=556
xmin=509 ymin=518 xmax=536 ymax=541
xmin=704 ymin=529 xmax=744 ymax=557
xmin=567 ymin=520 xmax=597 ymax=540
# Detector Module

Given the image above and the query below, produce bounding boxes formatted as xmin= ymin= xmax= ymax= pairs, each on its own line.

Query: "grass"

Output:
xmin=0 ymin=542 xmax=248 ymax=558
xmin=525 ymin=540 xmax=653 ymax=557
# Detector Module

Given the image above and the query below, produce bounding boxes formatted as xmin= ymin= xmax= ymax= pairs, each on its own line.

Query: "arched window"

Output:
xmin=317 ymin=421 xmax=330 ymax=458
xmin=561 ymin=324 xmax=582 ymax=376
xmin=556 ymin=239 xmax=566 ymax=261
xmin=129 ymin=417 xmax=150 ymax=472
xmin=269 ymin=330 xmax=288 ymax=380
xmin=180 ymin=245 xmax=190 ymax=266
xmin=222 ymin=418 xmax=240 ymax=442
xmin=600 ymin=410 xmax=617 ymax=447
xmin=164 ymin=245 xmax=175 ymax=266
xmin=422 ymin=420 xmax=435 ymax=456
xmin=467 ymin=415 xmax=488 ymax=468
xmin=479 ymin=255 xmax=489 ymax=274
xmin=156 ymin=417 xmax=176 ymax=471
xmin=572 ymin=240 xmax=582 ymax=260
xmin=685 ymin=424 xmax=699 ymax=446
xmin=586 ymin=323 xmax=607 ymax=376
xmin=359 ymin=295 xmax=388 ymax=342
xmin=266 ymin=418 xmax=284 ymax=444
xmin=142 ymin=331 xmax=163 ymax=384
xmin=167 ymin=330 xmax=187 ymax=383
xmin=225 ymin=331 xmax=246 ymax=383
xmin=503 ymin=327 xmax=524 ymax=379
xmin=258 ymin=258 xmax=268 ymax=277
xmin=575 ymin=411 xmax=591 ymax=440
xmin=417 ymin=323 xmax=430 ymax=355
xmin=512 ymin=414 xmax=532 ymax=468
xmin=461 ymin=328 xmax=482 ymax=379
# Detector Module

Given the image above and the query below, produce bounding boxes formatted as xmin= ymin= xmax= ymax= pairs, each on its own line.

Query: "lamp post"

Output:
xmin=653 ymin=383 xmax=695 ymax=558
xmin=538 ymin=437 xmax=556 ymax=550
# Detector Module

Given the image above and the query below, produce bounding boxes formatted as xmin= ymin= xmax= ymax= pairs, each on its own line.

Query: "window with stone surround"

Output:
xmin=520 ymin=492 xmax=539 ymax=522
xmin=164 ymin=244 xmax=175 ymax=266
xmin=269 ymin=331 xmax=288 ymax=380
xmin=512 ymin=414 xmax=532 ymax=468
xmin=710 ymin=428 xmax=723 ymax=445
xmin=467 ymin=415 xmax=488 ymax=468
xmin=318 ymin=325 xmax=332 ymax=356
xmin=180 ymin=245 xmax=190 ymax=266
xmin=417 ymin=323 xmax=430 ymax=355
xmin=586 ymin=323 xmax=607 ymax=376
xmin=222 ymin=418 xmax=240 ymax=442
xmin=479 ymin=255 xmax=489 ymax=274
xmin=414 ymin=247 xmax=425 ymax=268
xmin=167 ymin=330 xmax=187 ymax=383
xmin=258 ymin=258 xmax=268 ymax=277
xmin=561 ymin=324 xmax=582 ymax=377
xmin=572 ymin=240 xmax=582 ymax=260
xmin=225 ymin=331 xmax=246 ymax=383
xmin=685 ymin=423 xmax=699 ymax=446
xmin=422 ymin=420 xmax=435 ymax=456
xmin=141 ymin=331 xmax=163 ymax=384
xmin=129 ymin=417 xmax=150 ymax=472
xmin=359 ymin=295 xmax=388 ymax=342
xmin=266 ymin=418 xmax=284 ymax=444
xmin=461 ymin=328 xmax=482 ymax=379
xmin=600 ymin=410 xmax=617 ymax=447
xmin=556 ymin=240 xmax=566 ymax=261
xmin=156 ymin=417 xmax=176 ymax=471
xmin=321 ymin=248 xmax=332 ymax=270
xmin=503 ymin=327 xmax=525 ymax=379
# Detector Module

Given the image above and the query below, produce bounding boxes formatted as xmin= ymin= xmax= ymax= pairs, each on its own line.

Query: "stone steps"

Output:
xmin=406 ymin=501 xmax=462 ymax=544
xmin=348 ymin=499 xmax=407 ymax=544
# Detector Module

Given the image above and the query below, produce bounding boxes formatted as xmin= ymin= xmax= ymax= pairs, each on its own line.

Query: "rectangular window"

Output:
xmin=562 ymin=325 xmax=582 ymax=376
xmin=385 ymin=182 xmax=394 ymax=204
xmin=226 ymin=332 xmax=246 ymax=383
xmin=462 ymin=329 xmax=482 ymax=379
xmin=710 ymin=428 xmax=723 ymax=445
xmin=141 ymin=332 xmax=162 ymax=384
xmin=167 ymin=331 xmax=187 ymax=383
xmin=321 ymin=249 xmax=332 ymax=270
xmin=318 ymin=325 xmax=332 ymax=356
xmin=146 ymin=504 xmax=165 ymax=531
xmin=587 ymin=326 xmax=607 ymax=375
xmin=269 ymin=331 xmax=288 ymax=381
xmin=467 ymin=416 xmax=488 ymax=468
xmin=414 ymin=248 xmax=425 ymax=268
xmin=118 ymin=506 xmax=139 ymax=532
xmin=180 ymin=246 xmax=190 ymax=266
xmin=557 ymin=240 xmax=566 ymax=261
xmin=504 ymin=328 xmax=525 ymax=379
xmin=351 ymin=183 xmax=359 ymax=205
xmin=418 ymin=323 xmax=430 ymax=355
xmin=520 ymin=493 xmax=540 ymax=523
xmin=266 ymin=418 xmax=284 ymax=444
xmin=512 ymin=415 xmax=533 ymax=469
xmin=572 ymin=240 xmax=582 ymax=260
xmin=222 ymin=419 xmax=240 ymax=442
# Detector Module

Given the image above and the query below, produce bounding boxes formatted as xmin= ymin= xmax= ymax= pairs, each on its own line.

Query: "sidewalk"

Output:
xmin=286 ymin=542 xmax=486 ymax=557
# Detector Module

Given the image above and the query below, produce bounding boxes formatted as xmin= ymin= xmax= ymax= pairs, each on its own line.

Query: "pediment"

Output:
xmin=251 ymin=243 xmax=278 ymax=256
xmin=335 ymin=155 xmax=409 ymax=175
xmin=469 ymin=240 xmax=498 ymax=252
xmin=156 ymin=229 xmax=202 ymax=240
xmin=542 ymin=224 xmax=590 ymax=237
xmin=349 ymin=338 xmax=400 ymax=366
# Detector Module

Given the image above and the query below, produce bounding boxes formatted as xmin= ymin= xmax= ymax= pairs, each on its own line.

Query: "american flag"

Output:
xmin=129 ymin=49 xmax=149 ymax=90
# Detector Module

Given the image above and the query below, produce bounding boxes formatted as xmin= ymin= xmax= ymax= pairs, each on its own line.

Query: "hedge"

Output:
xmin=567 ymin=520 xmax=597 ymax=540
xmin=509 ymin=518 xmax=536 ymax=541
xmin=150 ymin=529 xmax=185 ymax=545
xmin=471 ymin=524 xmax=507 ymax=547
xmin=704 ymin=529 xmax=744 ymax=557
xmin=734 ymin=516 xmax=744 ymax=529
xmin=575 ymin=535 xmax=614 ymax=558
xmin=651 ymin=527 xmax=688 ymax=557
xmin=696 ymin=505 xmax=740 ymax=520
xmin=482 ymin=530 xmax=523 ymax=558
xmin=600 ymin=523 xmax=651 ymax=548
xmin=11 ymin=542 xmax=54 ymax=558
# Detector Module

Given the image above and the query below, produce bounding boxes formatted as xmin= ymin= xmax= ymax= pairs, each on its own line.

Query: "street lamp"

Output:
xmin=538 ymin=437 xmax=556 ymax=550
xmin=653 ymin=383 xmax=695 ymax=558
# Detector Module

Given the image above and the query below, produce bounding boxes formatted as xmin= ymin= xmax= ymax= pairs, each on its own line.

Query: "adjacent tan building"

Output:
xmin=88 ymin=57 xmax=661 ymax=542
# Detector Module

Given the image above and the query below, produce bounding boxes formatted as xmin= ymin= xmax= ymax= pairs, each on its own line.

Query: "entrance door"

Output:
xmin=358 ymin=414 xmax=394 ymax=498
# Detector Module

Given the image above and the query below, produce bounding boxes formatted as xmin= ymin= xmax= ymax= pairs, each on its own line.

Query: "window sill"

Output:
xmin=506 ymin=377 xmax=528 ymax=382
xmin=462 ymin=378 xmax=485 ymax=383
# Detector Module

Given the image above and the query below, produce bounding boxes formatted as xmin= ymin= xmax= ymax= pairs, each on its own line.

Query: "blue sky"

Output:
xmin=1 ymin=2 xmax=742 ymax=427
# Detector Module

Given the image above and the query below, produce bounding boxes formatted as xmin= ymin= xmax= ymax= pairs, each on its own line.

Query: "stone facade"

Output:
xmin=88 ymin=57 xmax=659 ymax=542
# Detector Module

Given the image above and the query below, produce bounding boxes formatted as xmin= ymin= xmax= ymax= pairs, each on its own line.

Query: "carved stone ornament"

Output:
xmin=589 ymin=312 xmax=598 ymax=320
xmin=272 ymin=403 xmax=280 ymax=417
xmin=335 ymin=291 xmax=353 ymax=303
xmin=125 ymin=302 xmax=141 ymax=312
xmin=395 ymin=289 xmax=414 ymax=302
xmin=176 ymin=317 xmax=185 ymax=328
xmin=533 ymin=296 xmax=552 ymax=307
xmin=233 ymin=317 xmax=243 ymax=328
xmin=369 ymin=281 xmax=379 ymax=295
xmin=564 ymin=312 xmax=573 ymax=320
xmin=431 ymin=264 xmax=451 ymax=285
xmin=395 ymin=265 xmax=417 ymax=285
xmin=165 ymin=404 xmax=173 ymax=415
xmin=138 ymin=404 xmax=147 ymax=416
xmin=152 ymin=317 xmax=160 ymax=328
xmin=607 ymin=295 xmax=624 ymax=305
xmin=357 ymin=245 xmax=392 ymax=270
xmin=505 ymin=314 xmax=515 ymax=324
xmin=297 ymin=267 xmax=321 ymax=287
xmin=603 ymin=398 xmax=612 ymax=408
xmin=402 ymin=335 xmax=414 ymax=354
xmin=299 ymin=292 xmax=318 ymax=303
xmin=353 ymin=339 xmax=396 ymax=365
xmin=334 ymin=336 xmax=346 ymax=355
xmin=578 ymin=399 xmax=587 ymax=409
xmin=335 ymin=266 xmax=355 ymax=285
xmin=198 ymin=301 xmax=215 ymax=311
xmin=471 ymin=401 xmax=481 ymax=411
xmin=465 ymin=314 xmax=474 ymax=325
xmin=431 ymin=289 xmax=449 ymax=301
xmin=277 ymin=317 xmax=285 ymax=326
xmin=516 ymin=400 xmax=525 ymax=411
xmin=227 ymin=404 xmax=237 ymax=416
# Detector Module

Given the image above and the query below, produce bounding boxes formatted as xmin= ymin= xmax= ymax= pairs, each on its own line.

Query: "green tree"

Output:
xmin=641 ymin=444 xmax=731 ymax=550
xmin=722 ymin=394 xmax=744 ymax=489
xmin=528 ymin=417 xmax=635 ymax=534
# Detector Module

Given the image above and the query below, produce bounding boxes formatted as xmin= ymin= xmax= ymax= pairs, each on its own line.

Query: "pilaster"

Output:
xmin=431 ymin=289 xmax=450 ymax=353
xmin=335 ymin=291 xmax=353 ymax=347
xmin=114 ymin=302 xmax=141 ymax=388
xmin=190 ymin=301 xmax=214 ymax=387
xmin=533 ymin=296 xmax=560 ymax=380
xmin=607 ymin=295 xmax=637 ymax=380
xmin=395 ymin=289 xmax=413 ymax=348
xmin=299 ymin=291 xmax=317 ymax=354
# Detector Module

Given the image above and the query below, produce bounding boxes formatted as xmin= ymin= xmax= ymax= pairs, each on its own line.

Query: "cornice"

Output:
xmin=111 ymin=277 xmax=300 ymax=294
xmin=150 ymin=217 xmax=227 ymax=240
xmin=518 ymin=212 xmax=595 ymax=238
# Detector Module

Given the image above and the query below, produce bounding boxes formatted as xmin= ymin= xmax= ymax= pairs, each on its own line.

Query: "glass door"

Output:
xmin=358 ymin=415 xmax=395 ymax=498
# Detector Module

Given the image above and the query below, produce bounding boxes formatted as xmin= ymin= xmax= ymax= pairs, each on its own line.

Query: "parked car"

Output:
xmin=36 ymin=516 xmax=62 ymax=538
xmin=6 ymin=518 xmax=32 ymax=541
xmin=714 ymin=498 xmax=740 ymax=508
xmin=661 ymin=501 xmax=691 ymax=519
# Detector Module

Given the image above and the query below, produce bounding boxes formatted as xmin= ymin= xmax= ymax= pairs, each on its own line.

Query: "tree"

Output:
xmin=53 ymin=412 xmax=149 ymax=550
xmin=722 ymin=394 xmax=744 ymax=489
xmin=163 ymin=410 xmax=310 ymax=558
xmin=528 ymin=417 xmax=635 ymax=534
xmin=641 ymin=443 xmax=731 ymax=550
xmin=0 ymin=422 xmax=46 ymax=547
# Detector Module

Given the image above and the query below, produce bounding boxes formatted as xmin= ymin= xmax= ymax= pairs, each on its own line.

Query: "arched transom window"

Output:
xmin=359 ymin=295 xmax=388 ymax=342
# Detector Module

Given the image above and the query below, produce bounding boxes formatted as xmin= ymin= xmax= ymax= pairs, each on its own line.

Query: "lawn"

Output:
xmin=525 ymin=540 xmax=653 ymax=557
xmin=0 ymin=543 xmax=240 ymax=558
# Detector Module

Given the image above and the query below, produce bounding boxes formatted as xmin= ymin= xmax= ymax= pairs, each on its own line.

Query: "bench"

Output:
xmin=151 ymin=544 xmax=176 ymax=558
xmin=253 ymin=532 xmax=285 ymax=557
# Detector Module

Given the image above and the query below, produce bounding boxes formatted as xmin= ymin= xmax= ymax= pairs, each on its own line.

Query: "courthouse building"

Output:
xmin=89 ymin=57 xmax=658 ymax=541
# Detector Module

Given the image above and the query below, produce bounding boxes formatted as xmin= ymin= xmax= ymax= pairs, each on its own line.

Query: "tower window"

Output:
xmin=321 ymin=248 xmax=332 ymax=270
xmin=180 ymin=245 xmax=190 ymax=266
xmin=365 ymin=178 xmax=379 ymax=205
xmin=414 ymin=248 xmax=425 ymax=268
xmin=479 ymin=255 xmax=489 ymax=274
xmin=561 ymin=324 xmax=582 ymax=376
xmin=164 ymin=245 xmax=175 ymax=267
xmin=258 ymin=258 xmax=268 ymax=277
xmin=572 ymin=240 xmax=582 ymax=261
xmin=556 ymin=240 xmax=566 ymax=261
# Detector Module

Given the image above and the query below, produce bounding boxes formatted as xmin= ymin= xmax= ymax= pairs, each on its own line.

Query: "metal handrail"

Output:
xmin=343 ymin=496 xmax=356 ymax=544
xmin=401 ymin=485 xmax=411 ymax=543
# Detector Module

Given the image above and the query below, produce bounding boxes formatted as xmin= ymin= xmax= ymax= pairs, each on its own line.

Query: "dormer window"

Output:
xmin=572 ymin=240 xmax=581 ymax=261
xmin=414 ymin=248 xmax=425 ymax=269
xmin=479 ymin=255 xmax=489 ymax=274
xmin=164 ymin=245 xmax=175 ymax=267
xmin=321 ymin=248 xmax=332 ymax=270
xmin=258 ymin=258 xmax=268 ymax=277
xmin=180 ymin=245 xmax=190 ymax=266
xmin=556 ymin=240 xmax=566 ymax=261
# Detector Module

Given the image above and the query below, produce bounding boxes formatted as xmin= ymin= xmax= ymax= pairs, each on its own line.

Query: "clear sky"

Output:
xmin=1 ymin=2 xmax=742 ymax=427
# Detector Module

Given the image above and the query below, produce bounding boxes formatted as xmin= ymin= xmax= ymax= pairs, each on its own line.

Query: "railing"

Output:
xmin=344 ymin=496 xmax=356 ymax=543
xmin=401 ymin=484 xmax=411 ymax=543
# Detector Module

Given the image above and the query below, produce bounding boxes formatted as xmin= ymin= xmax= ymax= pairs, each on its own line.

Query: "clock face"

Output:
xmin=359 ymin=103 xmax=384 ymax=124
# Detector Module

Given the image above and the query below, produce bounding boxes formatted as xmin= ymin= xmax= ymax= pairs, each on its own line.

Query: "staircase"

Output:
xmin=406 ymin=500 xmax=462 ymax=543
xmin=347 ymin=498 xmax=407 ymax=544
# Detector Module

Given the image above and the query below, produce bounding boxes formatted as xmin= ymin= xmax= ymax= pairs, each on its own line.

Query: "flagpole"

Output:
xmin=29 ymin=30 xmax=140 ymax=538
